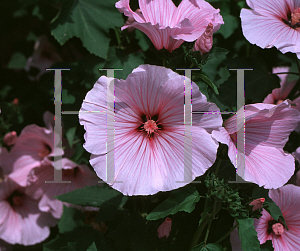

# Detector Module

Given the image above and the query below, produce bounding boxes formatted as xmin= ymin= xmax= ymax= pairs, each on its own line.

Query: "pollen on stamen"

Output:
xmin=291 ymin=7 xmax=300 ymax=28
xmin=142 ymin=117 xmax=160 ymax=137
xmin=272 ymin=223 xmax=285 ymax=235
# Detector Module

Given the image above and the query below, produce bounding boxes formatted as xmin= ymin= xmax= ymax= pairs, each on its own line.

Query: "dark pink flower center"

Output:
xmin=284 ymin=7 xmax=300 ymax=29
xmin=291 ymin=7 xmax=300 ymax=27
xmin=143 ymin=119 xmax=159 ymax=136
xmin=7 ymin=191 xmax=24 ymax=208
xmin=38 ymin=143 xmax=52 ymax=158
xmin=139 ymin=114 xmax=162 ymax=138
xmin=272 ymin=223 xmax=285 ymax=235
xmin=268 ymin=220 xmax=285 ymax=235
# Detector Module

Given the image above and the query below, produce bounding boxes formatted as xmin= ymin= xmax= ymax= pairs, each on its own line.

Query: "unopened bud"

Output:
xmin=157 ymin=217 xmax=172 ymax=238
xmin=249 ymin=198 xmax=265 ymax=211
xmin=3 ymin=131 xmax=17 ymax=146
xmin=193 ymin=23 xmax=214 ymax=54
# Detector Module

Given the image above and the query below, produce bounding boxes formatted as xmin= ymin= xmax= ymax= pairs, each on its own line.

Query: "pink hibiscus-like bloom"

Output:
xmin=240 ymin=0 xmax=300 ymax=59
xmin=254 ymin=185 xmax=300 ymax=250
xmin=157 ymin=217 xmax=172 ymax=238
xmin=212 ymin=101 xmax=300 ymax=189
xmin=2 ymin=124 xmax=63 ymax=186
xmin=26 ymin=158 xmax=99 ymax=218
xmin=115 ymin=0 xmax=223 ymax=52
xmin=79 ymin=64 xmax=222 ymax=195
xmin=263 ymin=67 xmax=300 ymax=131
xmin=0 ymin=177 xmax=57 ymax=245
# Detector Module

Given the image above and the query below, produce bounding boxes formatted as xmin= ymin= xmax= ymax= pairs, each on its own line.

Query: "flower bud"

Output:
xmin=157 ymin=217 xmax=172 ymax=238
xmin=3 ymin=131 xmax=17 ymax=146
xmin=249 ymin=198 xmax=265 ymax=211
xmin=193 ymin=23 xmax=214 ymax=54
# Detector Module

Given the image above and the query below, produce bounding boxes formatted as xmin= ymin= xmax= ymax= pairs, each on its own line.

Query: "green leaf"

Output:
xmin=103 ymin=47 xmax=144 ymax=79
xmin=197 ymin=73 xmax=219 ymax=95
xmin=62 ymin=89 xmax=76 ymax=104
xmin=192 ymin=242 xmax=224 ymax=251
xmin=86 ymin=242 xmax=97 ymax=251
xmin=135 ymin=30 xmax=151 ymax=51
xmin=216 ymin=15 xmax=238 ymax=39
xmin=58 ymin=206 xmax=84 ymax=233
xmin=236 ymin=218 xmax=260 ymax=251
xmin=205 ymin=47 xmax=229 ymax=64
xmin=8 ymin=52 xmax=27 ymax=69
xmin=146 ymin=185 xmax=200 ymax=220
xmin=260 ymin=240 xmax=274 ymax=251
xmin=56 ymin=185 xmax=128 ymax=208
xmin=66 ymin=127 xmax=77 ymax=148
xmin=51 ymin=0 xmax=123 ymax=59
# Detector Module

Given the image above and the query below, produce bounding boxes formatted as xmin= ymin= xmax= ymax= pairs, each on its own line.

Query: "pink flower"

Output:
xmin=79 ymin=64 xmax=222 ymax=195
xmin=240 ymin=0 xmax=300 ymax=59
xmin=263 ymin=67 xmax=300 ymax=131
xmin=3 ymin=132 xmax=17 ymax=146
xmin=254 ymin=185 xmax=300 ymax=250
xmin=249 ymin=198 xmax=265 ymax=211
xmin=157 ymin=217 xmax=172 ymax=238
xmin=115 ymin=0 xmax=223 ymax=52
xmin=26 ymin=158 xmax=99 ymax=218
xmin=193 ymin=23 xmax=214 ymax=54
xmin=2 ymin=124 xmax=63 ymax=186
xmin=212 ymin=101 xmax=300 ymax=189
xmin=0 ymin=177 xmax=57 ymax=245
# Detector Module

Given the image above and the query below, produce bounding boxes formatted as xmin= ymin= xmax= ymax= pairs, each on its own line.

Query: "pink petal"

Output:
xmin=240 ymin=8 xmax=300 ymax=54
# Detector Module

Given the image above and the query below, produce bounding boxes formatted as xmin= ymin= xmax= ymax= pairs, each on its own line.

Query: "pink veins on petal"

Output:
xmin=79 ymin=64 xmax=223 ymax=196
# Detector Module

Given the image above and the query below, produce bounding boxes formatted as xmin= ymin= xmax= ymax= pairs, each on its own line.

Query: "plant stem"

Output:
xmin=204 ymin=198 xmax=217 ymax=245
xmin=189 ymin=201 xmax=222 ymax=250
xmin=214 ymin=158 xmax=222 ymax=176
xmin=215 ymin=222 xmax=238 ymax=244
xmin=189 ymin=214 xmax=211 ymax=250
xmin=114 ymin=28 xmax=121 ymax=48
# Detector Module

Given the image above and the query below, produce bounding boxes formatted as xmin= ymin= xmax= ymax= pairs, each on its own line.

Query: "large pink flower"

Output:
xmin=240 ymin=0 xmax=300 ymax=59
xmin=79 ymin=64 xmax=222 ymax=195
xmin=26 ymin=158 xmax=99 ymax=218
xmin=212 ymin=101 xmax=300 ymax=189
xmin=254 ymin=185 xmax=300 ymax=250
xmin=115 ymin=0 xmax=223 ymax=52
xmin=0 ymin=177 xmax=57 ymax=245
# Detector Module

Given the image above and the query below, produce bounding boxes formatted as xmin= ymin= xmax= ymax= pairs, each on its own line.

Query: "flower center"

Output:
xmin=284 ymin=7 xmax=300 ymax=29
xmin=291 ymin=7 xmax=300 ymax=27
xmin=143 ymin=119 xmax=159 ymax=137
xmin=272 ymin=223 xmax=285 ymax=235
xmin=38 ymin=143 xmax=52 ymax=158
xmin=7 ymin=191 xmax=24 ymax=207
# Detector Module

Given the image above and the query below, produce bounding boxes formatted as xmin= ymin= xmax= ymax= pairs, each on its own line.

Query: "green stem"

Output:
xmin=189 ymin=214 xmax=211 ymax=250
xmin=215 ymin=222 xmax=238 ymax=244
xmin=114 ymin=28 xmax=121 ymax=47
xmin=214 ymin=158 xmax=222 ymax=176
xmin=189 ymin=201 xmax=222 ymax=250
xmin=204 ymin=197 xmax=218 ymax=244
